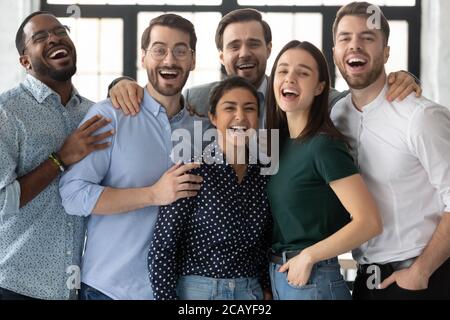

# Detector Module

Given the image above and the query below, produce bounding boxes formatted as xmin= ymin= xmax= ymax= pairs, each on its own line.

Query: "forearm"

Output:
xmin=305 ymin=215 xmax=381 ymax=264
xmin=411 ymin=212 xmax=450 ymax=278
xmin=92 ymin=186 xmax=153 ymax=215
xmin=18 ymin=159 xmax=60 ymax=208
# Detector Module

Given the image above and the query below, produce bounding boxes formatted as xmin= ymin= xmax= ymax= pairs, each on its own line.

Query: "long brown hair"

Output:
xmin=266 ymin=40 xmax=346 ymax=145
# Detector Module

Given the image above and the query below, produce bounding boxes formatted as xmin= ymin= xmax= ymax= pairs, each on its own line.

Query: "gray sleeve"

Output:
xmin=329 ymin=88 xmax=350 ymax=112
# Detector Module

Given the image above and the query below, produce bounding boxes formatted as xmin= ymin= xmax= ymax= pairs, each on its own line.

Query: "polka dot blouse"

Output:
xmin=148 ymin=141 xmax=272 ymax=300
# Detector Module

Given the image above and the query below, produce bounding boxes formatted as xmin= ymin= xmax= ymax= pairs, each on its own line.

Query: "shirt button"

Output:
xmin=66 ymin=251 xmax=72 ymax=256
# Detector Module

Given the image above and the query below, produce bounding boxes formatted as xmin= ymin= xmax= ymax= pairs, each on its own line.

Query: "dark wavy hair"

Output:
xmin=266 ymin=40 xmax=346 ymax=144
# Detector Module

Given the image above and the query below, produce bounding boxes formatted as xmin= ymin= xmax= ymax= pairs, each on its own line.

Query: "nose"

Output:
xmin=284 ymin=71 xmax=296 ymax=84
xmin=162 ymin=48 xmax=177 ymax=64
xmin=235 ymin=107 xmax=245 ymax=121
xmin=238 ymin=44 xmax=251 ymax=58
xmin=47 ymin=31 xmax=60 ymax=44
xmin=349 ymin=37 xmax=362 ymax=51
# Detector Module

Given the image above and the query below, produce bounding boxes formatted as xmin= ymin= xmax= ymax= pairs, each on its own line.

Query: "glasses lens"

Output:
xmin=173 ymin=45 xmax=190 ymax=60
xmin=150 ymin=45 xmax=167 ymax=60
xmin=32 ymin=31 xmax=49 ymax=43
xmin=55 ymin=26 xmax=69 ymax=37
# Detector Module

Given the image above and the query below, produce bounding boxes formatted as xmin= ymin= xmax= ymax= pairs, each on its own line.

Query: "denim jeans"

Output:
xmin=80 ymin=283 xmax=113 ymax=300
xmin=270 ymin=257 xmax=351 ymax=300
xmin=176 ymin=275 xmax=263 ymax=300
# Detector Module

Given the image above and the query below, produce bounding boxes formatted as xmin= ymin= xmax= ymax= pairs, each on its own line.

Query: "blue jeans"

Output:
xmin=80 ymin=283 xmax=113 ymax=300
xmin=176 ymin=275 xmax=263 ymax=300
xmin=270 ymin=257 xmax=351 ymax=300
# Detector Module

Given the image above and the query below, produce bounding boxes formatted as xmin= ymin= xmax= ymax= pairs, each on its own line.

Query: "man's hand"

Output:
xmin=150 ymin=162 xmax=203 ymax=206
xmin=278 ymin=250 xmax=315 ymax=287
xmin=387 ymin=71 xmax=422 ymax=102
xmin=109 ymin=79 xmax=144 ymax=116
xmin=379 ymin=266 xmax=429 ymax=291
xmin=59 ymin=115 xmax=114 ymax=166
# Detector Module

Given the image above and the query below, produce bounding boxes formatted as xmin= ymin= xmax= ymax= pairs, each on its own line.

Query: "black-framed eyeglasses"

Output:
xmin=145 ymin=43 xmax=194 ymax=61
xmin=22 ymin=25 xmax=71 ymax=55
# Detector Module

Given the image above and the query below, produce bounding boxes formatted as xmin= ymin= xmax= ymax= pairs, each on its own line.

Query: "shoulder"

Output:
xmin=404 ymin=96 xmax=450 ymax=136
xmin=0 ymin=83 xmax=31 ymax=113
xmin=184 ymin=81 xmax=219 ymax=101
xmin=85 ymin=98 xmax=120 ymax=119
xmin=309 ymin=134 xmax=348 ymax=151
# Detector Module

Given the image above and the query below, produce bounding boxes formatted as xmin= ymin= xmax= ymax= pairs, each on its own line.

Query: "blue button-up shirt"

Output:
xmin=59 ymin=88 xmax=209 ymax=300
xmin=0 ymin=75 xmax=91 ymax=300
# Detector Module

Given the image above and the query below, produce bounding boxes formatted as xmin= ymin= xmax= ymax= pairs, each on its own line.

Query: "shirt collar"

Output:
xmin=257 ymin=76 xmax=268 ymax=99
xmin=349 ymin=82 xmax=389 ymax=114
xmin=23 ymin=74 xmax=82 ymax=105
xmin=142 ymin=86 xmax=185 ymax=121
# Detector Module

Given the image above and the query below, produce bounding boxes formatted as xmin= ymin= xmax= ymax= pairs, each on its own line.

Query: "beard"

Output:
xmin=147 ymin=67 xmax=189 ymax=97
xmin=32 ymin=53 xmax=77 ymax=82
xmin=338 ymin=54 xmax=385 ymax=90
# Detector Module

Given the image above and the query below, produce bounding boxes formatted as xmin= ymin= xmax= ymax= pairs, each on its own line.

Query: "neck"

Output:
xmin=218 ymin=138 xmax=248 ymax=182
xmin=146 ymin=83 xmax=182 ymax=118
xmin=286 ymin=109 xmax=309 ymax=139
xmin=32 ymin=73 xmax=73 ymax=106
xmin=351 ymin=71 xmax=387 ymax=111
xmin=253 ymin=75 xmax=266 ymax=90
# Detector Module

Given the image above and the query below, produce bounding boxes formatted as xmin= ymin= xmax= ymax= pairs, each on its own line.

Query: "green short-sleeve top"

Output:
xmin=267 ymin=134 xmax=358 ymax=253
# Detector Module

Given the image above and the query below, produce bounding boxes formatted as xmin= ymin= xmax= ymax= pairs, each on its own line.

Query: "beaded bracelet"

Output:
xmin=49 ymin=152 xmax=67 ymax=172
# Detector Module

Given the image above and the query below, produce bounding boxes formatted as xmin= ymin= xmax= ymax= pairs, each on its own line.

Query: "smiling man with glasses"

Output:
xmin=59 ymin=13 xmax=204 ymax=300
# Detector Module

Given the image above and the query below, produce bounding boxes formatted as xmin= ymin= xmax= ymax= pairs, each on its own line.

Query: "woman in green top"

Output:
xmin=265 ymin=40 xmax=382 ymax=300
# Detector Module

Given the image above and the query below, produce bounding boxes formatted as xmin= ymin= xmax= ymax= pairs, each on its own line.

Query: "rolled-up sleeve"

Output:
xmin=0 ymin=108 xmax=21 ymax=221
xmin=59 ymin=107 xmax=115 ymax=217
xmin=409 ymin=105 xmax=450 ymax=212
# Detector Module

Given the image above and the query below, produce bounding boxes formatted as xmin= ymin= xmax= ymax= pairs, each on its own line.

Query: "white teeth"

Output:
xmin=49 ymin=49 xmax=68 ymax=58
xmin=230 ymin=126 xmax=247 ymax=131
xmin=237 ymin=64 xmax=255 ymax=69
xmin=160 ymin=70 xmax=178 ymax=75
xmin=347 ymin=58 xmax=367 ymax=64
xmin=282 ymin=89 xmax=299 ymax=96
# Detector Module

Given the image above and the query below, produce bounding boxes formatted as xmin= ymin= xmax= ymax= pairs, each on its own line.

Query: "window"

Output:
xmin=42 ymin=0 xmax=421 ymax=101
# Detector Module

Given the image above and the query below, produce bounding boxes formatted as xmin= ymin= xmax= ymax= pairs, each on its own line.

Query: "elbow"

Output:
xmin=366 ymin=211 xmax=383 ymax=239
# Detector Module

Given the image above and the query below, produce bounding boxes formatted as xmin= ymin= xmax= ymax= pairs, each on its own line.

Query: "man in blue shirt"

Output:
xmin=59 ymin=14 xmax=204 ymax=300
xmin=0 ymin=12 xmax=112 ymax=300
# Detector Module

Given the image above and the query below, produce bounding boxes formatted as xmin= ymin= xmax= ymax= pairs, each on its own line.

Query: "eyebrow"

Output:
xmin=337 ymin=30 xmax=377 ymax=37
xmin=278 ymin=62 xmax=313 ymax=72
xmin=221 ymin=101 xmax=257 ymax=106
xmin=226 ymin=38 xmax=263 ymax=45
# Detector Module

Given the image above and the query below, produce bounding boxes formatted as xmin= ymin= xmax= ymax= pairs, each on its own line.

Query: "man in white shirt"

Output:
xmin=331 ymin=2 xmax=450 ymax=300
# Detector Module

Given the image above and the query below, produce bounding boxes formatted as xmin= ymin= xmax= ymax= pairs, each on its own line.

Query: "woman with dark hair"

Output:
xmin=148 ymin=76 xmax=272 ymax=300
xmin=266 ymin=40 xmax=382 ymax=300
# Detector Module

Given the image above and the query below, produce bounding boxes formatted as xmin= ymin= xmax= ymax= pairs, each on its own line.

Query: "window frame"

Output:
xmin=41 ymin=0 xmax=421 ymax=87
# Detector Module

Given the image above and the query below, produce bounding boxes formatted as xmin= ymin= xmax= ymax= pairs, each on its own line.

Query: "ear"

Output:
xmin=190 ymin=53 xmax=196 ymax=71
xmin=141 ymin=49 xmax=147 ymax=68
xmin=19 ymin=55 xmax=31 ymax=71
xmin=266 ymin=41 xmax=272 ymax=59
xmin=219 ymin=50 xmax=224 ymax=66
xmin=315 ymin=81 xmax=326 ymax=96
xmin=384 ymin=46 xmax=390 ymax=64
xmin=208 ymin=111 xmax=217 ymax=127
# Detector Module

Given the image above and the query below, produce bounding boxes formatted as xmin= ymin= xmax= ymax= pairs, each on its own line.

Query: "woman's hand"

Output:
xmin=278 ymin=250 xmax=315 ymax=287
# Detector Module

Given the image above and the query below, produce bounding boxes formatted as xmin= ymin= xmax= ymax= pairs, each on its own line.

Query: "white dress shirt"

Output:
xmin=331 ymin=83 xmax=450 ymax=264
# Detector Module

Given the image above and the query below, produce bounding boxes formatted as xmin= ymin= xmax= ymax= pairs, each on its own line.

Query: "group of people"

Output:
xmin=0 ymin=1 xmax=449 ymax=301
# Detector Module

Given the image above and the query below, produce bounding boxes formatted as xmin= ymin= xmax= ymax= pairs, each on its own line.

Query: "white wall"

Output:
xmin=421 ymin=0 xmax=450 ymax=106
xmin=0 ymin=0 xmax=39 ymax=94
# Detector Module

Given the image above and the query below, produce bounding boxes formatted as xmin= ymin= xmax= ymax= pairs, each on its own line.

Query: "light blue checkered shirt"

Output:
xmin=0 ymin=75 xmax=91 ymax=299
